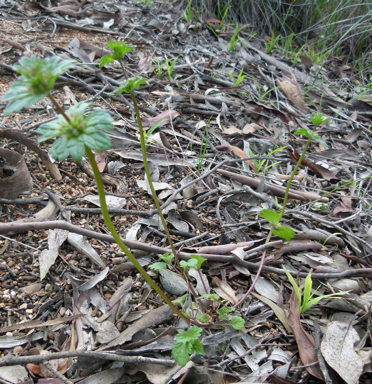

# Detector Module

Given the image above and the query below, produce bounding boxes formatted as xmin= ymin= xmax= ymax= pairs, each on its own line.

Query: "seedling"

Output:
xmin=165 ymin=57 xmax=178 ymax=81
xmin=283 ymin=266 xmax=349 ymax=313
xmin=248 ymin=145 xmax=286 ymax=173
xmin=259 ymin=113 xmax=329 ymax=242
xmin=153 ymin=58 xmax=163 ymax=79
xmin=266 ymin=31 xmax=282 ymax=54
xmin=183 ymin=0 xmax=194 ymax=22
xmin=197 ymin=125 xmax=208 ymax=170
xmin=3 ymin=47 xmax=245 ymax=368
xmin=228 ymin=24 xmax=247 ymax=52
xmin=228 ymin=67 xmax=247 ymax=87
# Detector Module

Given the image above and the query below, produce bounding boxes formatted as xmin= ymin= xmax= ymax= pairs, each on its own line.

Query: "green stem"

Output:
xmin=117 ymin=60 xmax=180 ymax=268
xmin=48 ymin=92 xmax=71 ymax=123
xmin=84 ymin=145 xmax=190 ymax=322
xmin=280 ymin=138 xmax=311 ymax=218
xmin=129 ymin=91 xmax=181 ymax=269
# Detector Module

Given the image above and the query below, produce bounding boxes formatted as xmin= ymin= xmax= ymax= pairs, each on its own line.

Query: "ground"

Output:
xmin=0 ymin=1 xmax=371 ymax=384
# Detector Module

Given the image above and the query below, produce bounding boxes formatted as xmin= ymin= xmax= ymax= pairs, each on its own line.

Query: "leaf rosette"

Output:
xmin=2 ymin=56 xmax=75 ymax=115
xmin=37 ymin=102 xmax=113 ymax=162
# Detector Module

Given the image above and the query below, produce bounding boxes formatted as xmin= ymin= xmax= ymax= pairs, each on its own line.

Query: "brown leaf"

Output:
xmin=212 ymin=276 xmax=238 ymax=304
xmin=277 ymin=70 xmax=308 ymax=112
xmin=95 ymin=150 xmax=107 ymax=173
xmin=215 ymin=144 xmax=256 ymax=172
xmin=289 ymin=148 xmax=337 ymax=180
xmin=140 ymin=110 xmax=180 ymax=128
xmin=286 ymin=292 xmax=323 ymax=380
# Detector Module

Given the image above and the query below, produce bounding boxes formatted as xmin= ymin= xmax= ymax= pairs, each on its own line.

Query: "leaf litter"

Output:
xmin=0 ymin=0 xmax=371 ymax=383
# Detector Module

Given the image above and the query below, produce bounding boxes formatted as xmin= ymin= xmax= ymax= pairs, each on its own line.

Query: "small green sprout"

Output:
xmin=180 ymin=254 xmax=206 ymax=272
xmin=283 ymin=266 xmax=349 ymax=313
xmin=228 ymin=67 xmax=247 ymax=87
xmin=166 ymin=57 xmax=178 ymax=81
xmin=259 ymin=209 xmax=294 ymax=241
xmin=115 ymin=77 xmax=147 ymax=94
xmin=99 ymin=42 xmax=134 ymax=67
xmin=306 ymin=112 xmax=331 ymax=127
xmin=228 ymin=24 xmax=247 ymax=51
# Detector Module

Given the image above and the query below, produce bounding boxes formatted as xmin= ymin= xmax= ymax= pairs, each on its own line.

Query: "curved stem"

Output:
xmin=129 ymin=91 xmax=181 ymax=269
xmin=85 ymin=145 xmax=190 ymax=322
xmin=280 ymin=139 xmax=311 ymax=218
xmin=48 ymin=93 xmax=71 ymax=123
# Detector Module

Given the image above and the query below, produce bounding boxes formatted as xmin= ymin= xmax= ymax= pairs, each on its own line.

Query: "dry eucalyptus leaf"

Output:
xmin=321 ymin=321 xmax=363 ymax=384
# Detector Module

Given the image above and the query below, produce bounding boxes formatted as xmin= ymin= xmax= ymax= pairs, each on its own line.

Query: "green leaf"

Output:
xmin=99 ymin=55 xmax=115 ymax=67
xmin=217 ymin=307 xmax=235 ymax=317
xmin=158 ymin=253 xmax=174 ymax=263
xmin=38 ymin=102 xmax=113 ymax=161
xmin=251 ymin=293 xmax=292 ymax=333
xmin=172 ymin=341 xmax=192 ymax=366
xmin=273 ymin=225 xmax=295 ymax=241
xmin=307 ymin=112 xmax=331 ymax=127
xmin=180 ymin=260 xmax=189 ymax=271
xmin=197 ymin=313 xmax=210 ymax=323
xmin=191 ymin=340 xmax=204 ymax=355
xmin=302 ymin=271 xmax=313 ymax=311
xmin=301 ymin=290 xmax=350 ymax=313
xmin=230 ymin=316 xmax=245 ymax=330
xmin=172 ymin=293 xmax=189 ymax=306
xmin=259 ymin=209 xmax=281 ymax=226
xmin=99 ymin=42 xmax=134 ymax=67
xmin=187 ymin=326 xmax=202 ymax=341
xmin=149 ymin=262 xmax=167 ymax=270
xmin=3 ymin=56 xmax=75 ymax=115
xmin=189 ymin=254 xmax=206 ymax=271
xmin=294 ymin=128 xmax=327 ymax=147
xmin=283 ymin=266 xmax=302 ymax=308
xmin=115 ymin=77 xmax=147 ymax=94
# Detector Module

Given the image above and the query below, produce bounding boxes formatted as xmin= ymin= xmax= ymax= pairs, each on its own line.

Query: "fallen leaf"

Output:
xmin=212 ymin=276 xmax=238 ymax=304
xmin=286 ymin=291 xmax=322 ymax=380
xmin=321 ymin=321 xmax=363 ymax=384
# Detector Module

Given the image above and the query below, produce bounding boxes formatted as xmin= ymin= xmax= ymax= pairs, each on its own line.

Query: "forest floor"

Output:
xmin=0 ymin=1 xmax=371 ymax=384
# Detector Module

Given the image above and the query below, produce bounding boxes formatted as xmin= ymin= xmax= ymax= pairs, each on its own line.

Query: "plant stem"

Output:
xmin=280 ymin=138 xmax=311 ymax=218
xmin=48 ymin=93 xmax=71 ymax=123
xmin=117 ymin=60 xmax=180 ymax=268
xmin=129 ymin=92 xmax=181 ymax=269
xmin=84 ymin=145 xmax=190 ymax=322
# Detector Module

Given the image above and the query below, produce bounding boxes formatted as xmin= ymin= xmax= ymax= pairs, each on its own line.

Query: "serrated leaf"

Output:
xmin=172 ymin=341 xmax=192 ymax=366
xmin=259 ymin=209 xmax=281 ymax=226
xmin=273 ymin=225 xmax=294 ymax=241
xmin=294 ymin=127 xmax=327 ymax=147
xmin=38 ymin=102 xmax=113 ymax=161
xmin=230 ymin=316 xmax=245 ymax=330
xmin=189 ymin=254 xmax=206 ymax=271
xmin=158 ymin=253 xmax=174 ymax=263
xmin=187 ymin=326 xmax=202 ymax=341
xmin=3 ymin=55 xmax=75 ymax=115
xmin=197 ymin=313 xmax=210 ymax=323
xmin=191 ymin=340 xmax=204 ymax=355
xmin=115 ymin=77 xmax=147 ymax=94
xmin=180 ymin=260 xmax=189 ymax=271
xmin=99 ymin=55 xmax=115 ymax=67
xmin=149 ymin=262 xmax=167 ymax=270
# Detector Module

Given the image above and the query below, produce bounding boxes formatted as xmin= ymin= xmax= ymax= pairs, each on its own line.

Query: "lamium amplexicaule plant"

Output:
xmin=2 ymin=44 xmax=244 ymax=367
